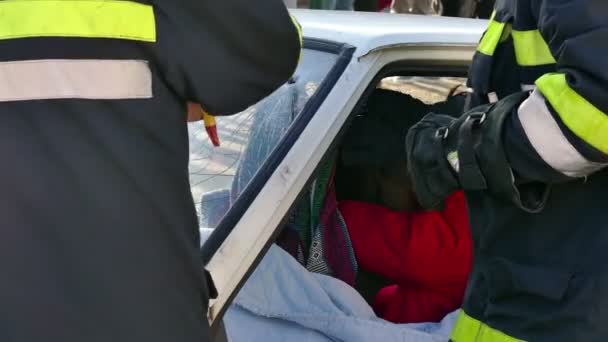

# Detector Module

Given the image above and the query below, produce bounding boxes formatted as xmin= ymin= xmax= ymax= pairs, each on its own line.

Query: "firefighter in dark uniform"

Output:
xmin=406 ymin=0 xmax=608 ymax=341
xmin=0 ymin=1 xmax=301 ymax=341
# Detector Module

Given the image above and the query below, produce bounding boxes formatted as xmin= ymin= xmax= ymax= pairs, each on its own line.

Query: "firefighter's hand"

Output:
xmin=187 ymin=102 xmax=204 ymax=122
xmin=406 ymin=113 xmax=461 ymax=210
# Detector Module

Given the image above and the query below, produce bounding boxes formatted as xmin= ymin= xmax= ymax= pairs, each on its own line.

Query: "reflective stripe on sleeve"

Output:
xmin=0 ymin=60 xmax=153 ymax=102
xmin=521 ymin=84 xmax=536 ymax=92
xmin=488 ymin=92 xmax=499 ymax=103
xmin=537 ymin=73 xmax=608 ymax=155
xmin=0 ymin=0 xmax=156 ymax=42
xmin=518 ymin=89 xmax=606 ymax=177
xmin=290 ymin=15 xmax=304 ymax=63
xmin=477 ymin=12 xmax=506 ymax=56
xmin=512 ymin=30 xmax=556 ymax=66
xmin=451 ymin=310 xmax=526 ymax=342
xmin=290 ymin=15 xmax=303 ymax=51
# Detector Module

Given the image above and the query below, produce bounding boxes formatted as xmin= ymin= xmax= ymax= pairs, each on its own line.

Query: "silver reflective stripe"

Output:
xmin=0 ymin=59 xmax=152 ymax=101
xmin=518 ymin=89 xmax=606 ymax=177
xmin=521 ymin=84 xmax=535 ymax=92
xmin=488 ymin=92 xmax=499 ymax=103
xmin=447 ymin=150 xmax=460 ymax=173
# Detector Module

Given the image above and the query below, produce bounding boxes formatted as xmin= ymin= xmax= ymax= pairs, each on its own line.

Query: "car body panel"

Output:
xmin=292 ymin=9 xmax=486 ymax=58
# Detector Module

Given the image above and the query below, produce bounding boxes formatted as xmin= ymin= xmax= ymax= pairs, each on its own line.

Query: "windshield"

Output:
xmin=188 ymin=48 xmax=340 ymax=233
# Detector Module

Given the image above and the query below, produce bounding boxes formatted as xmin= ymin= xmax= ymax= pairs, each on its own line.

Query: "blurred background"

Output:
xmin=284 ymin=0 xmax=494 ymax=19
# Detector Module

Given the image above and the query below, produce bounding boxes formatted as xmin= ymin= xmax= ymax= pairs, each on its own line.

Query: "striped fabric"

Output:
xmin=282 ymin=154 xmax=336 ymax=260
xmin=306 ymin=181 xmax=358 ymax=287
xmin=278 ymin=155 xmax=358 ymax=287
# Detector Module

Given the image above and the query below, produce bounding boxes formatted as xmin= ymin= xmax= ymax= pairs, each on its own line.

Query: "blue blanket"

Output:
xmin=223 ymin=245 xmax=457 ymax=342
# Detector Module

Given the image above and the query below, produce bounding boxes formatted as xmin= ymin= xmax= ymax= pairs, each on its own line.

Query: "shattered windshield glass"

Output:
xmin=188 ymin=48 xmax=339 ymax=230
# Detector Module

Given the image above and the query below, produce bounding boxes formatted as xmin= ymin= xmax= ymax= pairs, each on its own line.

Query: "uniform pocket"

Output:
xmin=484 ymin=258 xmax=571 ymax=302
xmin=481 ymin=260 xmax=607 ymax=339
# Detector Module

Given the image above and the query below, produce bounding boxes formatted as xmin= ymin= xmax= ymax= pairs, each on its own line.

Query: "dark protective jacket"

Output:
xmin=406 ymin=0 xmax=608 ymax=341
xmin=0 ymin=1 xmax=301 ymax=341
xmin=469 ymin=0 xmax=608 ymax=182
xmin=458 ymin=0 xmax=608 ymax=339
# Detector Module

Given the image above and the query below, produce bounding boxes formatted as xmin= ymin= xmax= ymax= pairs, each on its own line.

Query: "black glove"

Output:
xmin=406 ymin=92 xmax=544 ymax=212
xmin=405 ymin=112 xmax=462 ymax=210
xmin=405 ymin=107 xmax=491 ymax=210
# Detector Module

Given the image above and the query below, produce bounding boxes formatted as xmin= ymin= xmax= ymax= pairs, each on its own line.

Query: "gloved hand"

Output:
xmin=406 ymin=92 xmax=538 ymax=212
xmin=405 ymin=113 xmax=462 ymax=210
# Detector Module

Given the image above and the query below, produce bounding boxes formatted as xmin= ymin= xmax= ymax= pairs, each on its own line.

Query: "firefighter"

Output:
xmin=0 ymin=1 xmax=301 ymax=341
xmin=406 ymin=0 xmax=608 ymax=341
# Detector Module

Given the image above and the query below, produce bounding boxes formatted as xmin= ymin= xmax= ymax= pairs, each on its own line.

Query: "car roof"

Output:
xmin=291 ymin=9 xmax=487 ymax=57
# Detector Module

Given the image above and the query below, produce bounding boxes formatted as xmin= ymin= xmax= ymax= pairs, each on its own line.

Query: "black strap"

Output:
xmin=457 ymin=112 xmax=488 ymax=190
xmin=204 ymin=269 xmax=218 ymax=299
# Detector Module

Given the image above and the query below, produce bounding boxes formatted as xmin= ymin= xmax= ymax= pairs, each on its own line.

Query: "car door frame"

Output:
xmin=203 ymin=38 xmax=355 ymax=325
xmin=204 ymin=41 xmax=477 ymax=328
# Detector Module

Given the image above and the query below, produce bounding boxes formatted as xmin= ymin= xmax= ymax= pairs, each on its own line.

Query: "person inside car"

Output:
xmin=337 ymin=88 xmax=473 ymax=324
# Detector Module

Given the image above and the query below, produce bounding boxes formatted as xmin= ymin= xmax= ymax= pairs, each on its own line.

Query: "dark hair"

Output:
xmin=341 ymin=89 xmax=430 ymax=167
xmin=340 ymin=88 xmax=465 ymax=168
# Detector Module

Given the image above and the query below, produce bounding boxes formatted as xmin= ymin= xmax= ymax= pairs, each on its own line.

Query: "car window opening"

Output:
xmin=192 ymin=46 xmax=341 ymax=238
xmin=271 ymin=75 xmax=474 ymax=324
xmin=197 ymin=72 xmax=474 ymax=332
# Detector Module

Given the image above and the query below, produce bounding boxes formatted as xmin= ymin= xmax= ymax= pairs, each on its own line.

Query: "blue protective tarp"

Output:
xmin=223 ymin=245 xmax=457 ymax=342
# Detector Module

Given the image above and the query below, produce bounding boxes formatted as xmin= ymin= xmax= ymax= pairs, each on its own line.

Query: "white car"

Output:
xmin=188 ymin=10 xmax=485 ymax=340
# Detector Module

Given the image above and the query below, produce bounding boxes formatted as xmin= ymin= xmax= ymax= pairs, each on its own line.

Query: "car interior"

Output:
xmin=334 ymin=77 xmax=468 ymax=305
xmin=199 ymin=73 xmax=471 ymax=325
xmin=288 ymin=76 xmax=468 ymax=301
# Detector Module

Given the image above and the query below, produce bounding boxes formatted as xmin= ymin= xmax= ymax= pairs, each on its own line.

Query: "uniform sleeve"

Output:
xmin=339 ymin=192 xmax=472 ymax=288
xmin=506 ymin=0 xmax=608 ymax=182
xmin=153 ymin=0 xmax=302 ymax=116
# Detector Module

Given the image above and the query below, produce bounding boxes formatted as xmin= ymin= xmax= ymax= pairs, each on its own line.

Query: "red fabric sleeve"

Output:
xmin=378 ymin=0 xmax=392 ymax=10
xmin=374 ymin=284 xmax=463 ymax=323
xmin=339 ymin=192 xmax=472 ymax=289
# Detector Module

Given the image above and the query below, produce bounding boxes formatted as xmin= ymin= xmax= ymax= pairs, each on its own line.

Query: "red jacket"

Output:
xmin=378 ymin=0 xmax=392 ymax=10
xmin=338 ymin=192 xmax=472 ymax=324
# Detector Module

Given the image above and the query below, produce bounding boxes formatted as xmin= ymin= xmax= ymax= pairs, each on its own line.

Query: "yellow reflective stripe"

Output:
xmin=0 ymin=0 xmax=156 ymax=42
xmin=290 ymin=15 xmax=304 ymax=64
xmin=451 ymin=310 xmax=526 ymax=342
xmin=537 ymin=73 xmax=608 ymax=154
xmin=512 ymin=30 xmax=556 ymax=66
xmin=477 ymin=12 xmax=506 ymax=56
xmin=290 ymin=15 xmax=304 ymax=50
